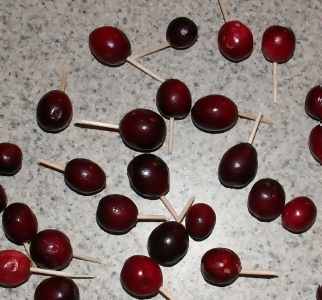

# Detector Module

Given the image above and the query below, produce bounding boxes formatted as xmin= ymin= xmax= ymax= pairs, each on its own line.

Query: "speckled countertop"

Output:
xmin=1 ymin=0 xmax=322 ymax=299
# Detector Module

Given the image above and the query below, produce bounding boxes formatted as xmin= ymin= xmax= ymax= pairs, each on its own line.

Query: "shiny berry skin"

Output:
xmin=0 ymin=250 xmax=31 ymax=287
xmin=30 ymin=229 xmax=73 ymax=270
xmin=166 ymin=17 xmax=198 ymax=49
xmin=317 ymin=285 xmax=322 ymax=300
xmin=306 ymin=86 xmax=322 ymax=121
xmin=89 ymin=26 xmax=131 ymax=66
xmin=156 ymin=79 xmax=192 ymax=119
xmin=261 ymin=25 xmax=296 ymax=63
xmin=218 ymin=143 xmax=258 ymax=188
xmin=0 ymin=143 xmax=23 ymax=176
xmin=121 ymin=255 xmax=163 ymax=298
xmin=37 ymin=90 xmax=73 ymax=133
xmin=0 ymin=184 xmax=7 ymax=213
xmin=282 ymin=197 xmax=317 ymax=234
xmin=218 ymin=20 xmax=253 ymax=62
xmin=191 ymin=95 xmax=238 ymax=132
xmin=2 ymin=203 xmax=38 ymax=245
xmin=201 ymin=248 xmax=242 ymax=286
xmin=185 ymin=203 xmax=216 ymax=240
xmin=309 ymin=125 xmax=322 ymax=164
xmin=148 ymin=221 xmax=189 ymax=266
xmin=34 ymin=277 xmax=80 ymax=300
xmin=248 ymin=178 xmax=285 ymax=221
xmin=96 ymin=194 xmax=138 ymax=234
xmin=64 ymin=158 xmax=106 ymax=195
xmin=119 ymin=109 xmax=166 ymax=152
xmin=127 ymin=154 xmax=169 ymax=199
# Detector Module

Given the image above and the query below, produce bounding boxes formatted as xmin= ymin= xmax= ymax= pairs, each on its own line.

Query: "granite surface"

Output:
xmin=1 ymin=0 xmax=322 ymax=299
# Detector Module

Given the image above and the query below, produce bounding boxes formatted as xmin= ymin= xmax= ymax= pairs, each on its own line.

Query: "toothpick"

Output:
xmin=239 ymin=270 xmax=278 ymax=278
xmin=238 ymin=112 xmax=272 ymax=125
xmin=30 ymin=267 xmax=95 ymax=279
xmin=160 ymin=196 xmax=179 ymax=222
xmin=218 ymin=0 xmax=228 ymax=23
xmin=273 ymin=62 xmax=277 ymax=103
xmin=137 ymin=214 xmax=168 ymax=221
xmin=248 ymin=113 xmax=262 ymax=145
xmin=168 ymin=117 xmax=175 ymax=154
xmin=178 ymin=196 xmax=195 ymax=223
xmin=132 ymin=43 xmax=171 ymax=59
xmin=73 ymin=254 xmax=101 ymax=264
xmin=126 ymin=56 xmax=165 ymax=83
xmin=74 ymin=120 xmax=119 ymax=131
xmin=38 ymin=160 xmax=65 ymax=173
xmin=159 ymin=286 xmax=174 ymax=300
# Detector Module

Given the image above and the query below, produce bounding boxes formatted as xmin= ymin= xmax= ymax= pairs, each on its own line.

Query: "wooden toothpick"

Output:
xmin=74 ymin=120 xmax=119 ymax=131
xmin=239 ymin=269 xmax=278 ymax=278
xmin=248 ymin=113 xmax=262 ymax=145
xmin=218 ymin=0 xmax=228 ymax=23
xmin=73 ymin=254 xmax=102 ymax=264
xmin=273 ymin=62 xmax=277 ymax=103
xmin=159 ymin=286 xmax=174 ymax=300
xmin=132 ymin=43 xmax=171 ymax=59
xmin=137 ymin=214 xmax=168 ymax=221
xmin=238 ymin=112 xmax=272 ymax=125
xmin=160 ymin=196 xmax=179 ymax=222
xmin=168 ymin=117 xmax=175 ymax=154
xmin=30 ymin=267 xmax=95 ymax=279
xmin=38 ymin=160 xmax=65 ymax=173
xmin=178 ymin=196 xmax=195 ymax=223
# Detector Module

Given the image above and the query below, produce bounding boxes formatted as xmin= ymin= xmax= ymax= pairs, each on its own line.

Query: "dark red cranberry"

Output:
xmin=34 ymin=277 xmax=80 ymax=300
xmin=0 ymin=143 xmax=23 ymax=176
xmin=218 ymin=143 xmax=258 ymax=188
xmin=37 ymin=90 xmax=73 ymax=133
xmin=317 ymin=285 xmax=322 ymax=300
xmin=64 ymin=158 xmax=106 ymax=195
xmin=119 ymin=109 xmax=166 ymax=152
xmin=0 ymin=185 xmax=7 ymax=213
xmin=121 ymin=255 xmax=163 ymax=298
xmin=218 ymin=20 xmax=253 ymax=62
xmin=309 ymin=125 xmax=322 ymax=164
xmin=166 ymin=17 xmax=198 ymax=49
xmin=185 ymin=203 xmax=216 ymax=240
xmin=127 ymin=154 xmax=169 ymax=199
xmin=282 ymin=197 xmax=316 ymax=234
xmin=96 ymin=194 xmax=138 ymax=234
xmin=148 ymin=221 xmax=189 ymax=266
xmin=305 ymin=86 xmax=322 ymax=121
xmin=30 ymin=229 xmax=73 ymax=270
xmin=262 ymin=25 xmax=296 ymax=63
xmin=248 ymin=178 xmax=285 ymax=221
xmin=191 ymin=95 xmax=238 ymax=132
xmin=89 ymin=26 xmax=131 ymax=66
xmin=201 ymin=248 xmax=242 ymax=286
xmin=156 ymin=79 xmax=192 ymax=119
xmin=0 ymin=250 xmax=31 ymax=288
xmin=2 ymin=203 xmax=38 ymax=245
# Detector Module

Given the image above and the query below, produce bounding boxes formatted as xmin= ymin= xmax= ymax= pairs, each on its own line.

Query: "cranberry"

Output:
xmin=185 ymin=203 xmax=216 ymax=240
xmin=34 ymin=277 xmax=80 ymax=300
xmin=30 ymin=229 xmax=73 ymax=270
xmin=127 ymin=154 xmax=169 ymax=199
xmin=248 ymin=178 xmax=285 ymax=221
xmin=37 ymin=90 xmax=73 ymax=133
xmin=2 ymin=203 xmax=38 ymax=245
xmin=191 ymin=95 xmax=238 ymax=132
xmin=218 ymin=20 xmax=253 ymax=62
xmin=282 ymin=196 xmax=316 ymax=234
xmin=0 ymin=184 xmax=7 ymax=213
xmin=121 ymin=255 xmax=163 ymax=298
xmin=218 ymin=143 xmax=258 ymax=188
xmin=166 ymin=17 xmax=198 ymax=49
xmin=0 ymin=143 xmax=23 ymax=176
xmin=305 ymin=86 xmax=322 ymax=121
xmin=309 ymin=125 xmax=322 ymax=164
xmin=89 ymin=26 xmax=131 ymax=66
xmin=201 ymin=248 xmax=242 ymax=286
xmin=64 ymin=158 xmax=106 ymax=195
xmin=156 ymin=79 xmax=192 ymax=119
xmin=317 ymin=285 xmax=322 ymax=300
xmin=262 ymin=25 xmax=296 ymax=63
xmin=119 ymin=109 xmax=166 ymax=152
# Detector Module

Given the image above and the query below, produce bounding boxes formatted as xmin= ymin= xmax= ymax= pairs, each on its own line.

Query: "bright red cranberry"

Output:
xmin=127 ymin=154 xmax=169 ymax=199
xmin=37 ymin=90 xmax=73 ymax=133
xmin=89 ymin=26 xmax=131 ymax=66
xmin=282 ymin=197 xmax=316 ymax=234
xmin=34 ymin=277 xmax=80 ymax=300
xmin=218 ymin=20 xmax=253 ymax=62
xmin=0 ymin=143 xmax=23 ymax=176
xmin=119 ymin=109 xmax=166 ymax=152
xmin=156 ymin=79 xmax=192 ymax=119
xmin=64 ymin=158 xmax=106 ymax=195
xmin=191 ymin=95 xmax=238 ymax=132
xmin=185 ymin=203 xmax=216 ymax=240
xmin=309 ymin=125 xmax=322 ymax=164
xmin=248 ymin=178 xmax=285 ymax=221
xmin=96 ymin=194 xmax=138 ymax=234
xmin=305 ymin=86 xmax=322 ymax=121
xmin=2 ymin=203 xmax=38 ymax=245
xmin=218 ymin=143 xmax=258 ymax=188
xmin=317 ymin=285 xmax=322 ymax=300
xmin=0 ymin=185 xmax=7 ymax=213
xmin=201 ymin=248 xmax=242 ymax=286
xmin=30 ymin=229 xmax=73 ymax=270
xmin=148 ymin=221 xmax=189 ymax=266
xmin=121 ymin=255 xmax=163 ymax=298
xmin=262 ymin=25 xmax=295 ymax=63
xmin=166 ymin=17 xmax=198 ymax=49
xmin=0 ymin=250 xmax=31 ymax=287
